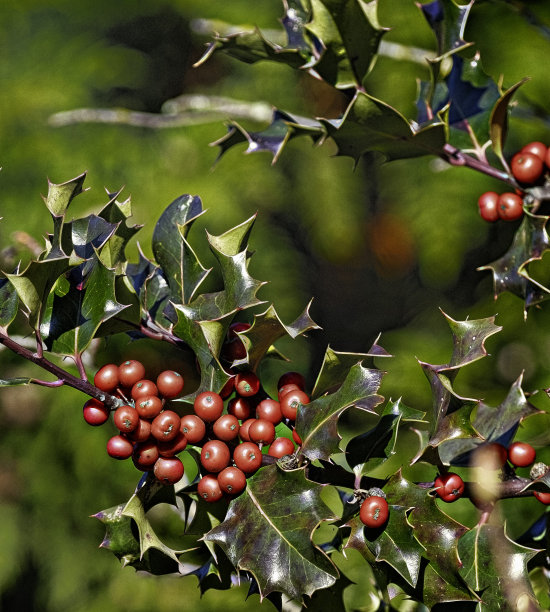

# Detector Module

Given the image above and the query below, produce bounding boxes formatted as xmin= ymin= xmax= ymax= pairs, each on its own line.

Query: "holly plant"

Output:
xmin=3 ymin=0 xmax=550 ymax=610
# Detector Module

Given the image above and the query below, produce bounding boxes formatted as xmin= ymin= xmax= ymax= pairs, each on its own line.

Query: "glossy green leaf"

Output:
xmin=65 ymin=214 xmax=118 ymax=260
xmin=345 ymin=508 xmax=424 ymax=587
xmin=152 ymin=194 xmax=208 ymax=306
xmin=203 ymin=464 xmax=338 ymax=600
xmin=458 ymin=524 xmax=539 ymax=610
xmin=93 ymin=504 xmax=141 ymax=566
xmin=312 ymin=340 xmax=390 ymax=399
xmin=489 ymin=78 xmax=529 ymax=162
xmin=42 ymin=172 xmax=87 ymax=217
xmin=422 ymin=563 xmax=478 ymax=609
xmin=478 ymin=212 xmax=550 ymax=312
xmin=417 ymin=0 xmax=473 ymax=60
xmin=41 ymin=257 xmax=129 ymax=355
xmin=324 ymin=92 xmax=446 ymax=164
xmin=0 ymin=276 xmax=19 ymax=329
xmin=307 ymin=0 xmax=388 ymax=89
xmin=298 ymin=362 xmax=384 ymax=462
xmin=346 ymin=399 xmax=425 ymax=473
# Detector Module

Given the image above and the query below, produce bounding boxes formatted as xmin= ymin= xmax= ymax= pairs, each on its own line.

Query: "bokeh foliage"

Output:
xmin=3 ymin=0 xmax=550 ymax=610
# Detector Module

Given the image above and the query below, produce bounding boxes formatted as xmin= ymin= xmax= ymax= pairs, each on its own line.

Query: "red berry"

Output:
xmin=157 ymin=431 xmax=188 ymax=457
xmin=218 ymin=466 xmax=247 ymax=495
xmin=256 ymin=399 xmax=283 ymax=425
xmin=194 ymin=391 xmax=224 ymax=422
xmin=94 ymin=364 xmax=119 ymax=392
xmin=154 ymin=457 xmax=184 ymax=484
xmin=156 ymin=370 xmax=184 ymax=399
xmin=534 ymin=491 xmax=550 ymax=504
xmin=131 ymin=379 xmax=158 ymax=400
xmin=227 ymin=396 xmax=252 ymax=420
xmin=292 ymin=428 xmax=302 ymax=445
xmin=477 ymin=191 xmax=499 ymax=223
xmin=239 ymin=418 xmax=256 ymax=442
xmin=201 ymin=440 xmax=231 ymax=473
xmin=498 ymin=192 xmax=523 ymax=221
xmin=132 ymin=440 xmax=159 ymax=471
xmin=213 ymin=414 xmax=240 ymax=442
xmin=235 ymin=372 xmax=260 ymax=397
xmin=180 ymin=414 xmax=206 ymax=444
xmin=521 ymin=141 xmax=547 ymax=161
xmin=359 ymin=496 xmax=389 ymax=528
xmin=135 ymin=395 xmax=163 ymax=420
xmin=125 ymin=418 xmax=151 ymax=442
xmin=118 ymin=360 xmax=146 ymax=388
xmin=219 ymin=376 xmax=236 ymax=399
xmin=228 ymin=322 xmax=251 ymax=339
xmin=151 ymin=410 xmax=181 ymax=441
xmin=511 ymin=152 xmax=544 ymax=184
xmin=280 ymin=389 xmax=309 ymax=421
xmin=277 ymin=371 xmax=305 ymax=391
xmin=278 ymin=383 xmax=300 ymax=402
xmin=82 ymin=398 xmax=109 ymax=426
xmin=434 ymin=472 xmax=464 ymax=502
xmin=507 ymin=442 xmax=536 ymax=467
xmin=233 ymin=442 xmax=263 ymax=473
xmin=113 ymin=404 xmax=139 ymax=433
xmin=106 ymin=435 xmax=134 ymax=460
xmin=197 ymin=474 xmax=223 ymax=502
xmin=268 ymin=437 xmax=296 ymax=458
xmin=249 ymin=419 xmax=276 ymax=446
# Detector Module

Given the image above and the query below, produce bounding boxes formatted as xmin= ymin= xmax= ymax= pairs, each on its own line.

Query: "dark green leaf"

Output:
xmin=67 ymin=214 xmax=118 ymax=260
xmin=307 ymin=0 xmax=388 ymax=89
xmin=489 ymin=78 xmax=529 ymax=162
xmin=418 ymin=0 xmax=473 ymax=60
xmin=42 ymin=172 xmax=87 ymax=217
xmin=457 ymin=524 xmax=539 ymax=610
xmin=0 ymin=276 xmax=19 ymax=329
xmin=345 ymin=508 xmax=424 ymax=587
xmin=324 ymin=92 xmax=446 ymax=163
xmin=93 ymin=504 xmax=141 ymax=566
xmin=203 ymin=464 xmax=338 ymax=600
xmin=152 ymin=194 xmax=209 ymax=306
xmin=298 ymin=362 xmax=384 ymax=462
xmin=422 ymin=563 xmax=478 ymax=609
xmin=478 ymin=212 xmax=550 ymax=312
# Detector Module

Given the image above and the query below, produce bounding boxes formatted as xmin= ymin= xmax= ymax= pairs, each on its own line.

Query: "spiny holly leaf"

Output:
xmin=457 ymin=524 xmax=539 ymax=611
xmin=42 ymin=172 xmax=87 ymax=218
xmin=0 ymin=276 xmax=19 ymax=329
xmin=212 ymin=110 xmax=324 ymax=163
xmin=345 ymin=508 xmax=424 ymax=587
xmin=98 ymin=189 xmax=142 ymax=268
xmin=438 ymin=374 xmax=541 ymax=466
xmin=93 ymin=504 xmax=141 ymax=567
xmin=236 ymin=301 xmax=320 ymax=371
xmin=306 ymin=0 xmax=389 ymax=89
xmin=298 ymin=362 xmax=385 ymax=462
xmin=478 ymin=212 xmax=550 ymax=312
xmin=324 ymin=91 xmax=446 ymax=164
xmin=203 ymin=464 xmax=338 ymax=600
xmin=94 ymin=273 xmax=141 ymax=338
xmin=418 ymin=312 xmax=501 ymax=436
xmin=62 ymin=214 xmax=118 ymax=263
xmin=152 ymin=194 xmax=208 ymax=306
xmin=40 ymin=257 xmax=129 ymax=356
xmin=489 ymin=78 xmax=529 ymax=163
xmin=422 ymin=563 xmax=479 ymax=609
xmin=6 ymin=255 xmax=75 ymax=330
xmin=418 ymin=0 xmax=473 ymax=60
xmin=385 ymin=471 xmax=470 ymax=593
xmin=312 ymin=341 xmax=390 ymax=399
xmin=346 ymin=399 xmax=426 ymax=473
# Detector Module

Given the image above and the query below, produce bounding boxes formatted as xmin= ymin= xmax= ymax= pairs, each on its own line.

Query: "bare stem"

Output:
xmin=441 ymin=144 xmax=518 ymax=187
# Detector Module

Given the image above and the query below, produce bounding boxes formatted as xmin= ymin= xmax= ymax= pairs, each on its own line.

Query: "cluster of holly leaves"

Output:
xmin=197 ymin=0 xmax=550 ymax=315
xmin=1 ymin=173 xmax=550 ymax=609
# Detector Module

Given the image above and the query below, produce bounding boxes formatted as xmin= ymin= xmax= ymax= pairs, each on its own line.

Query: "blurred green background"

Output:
xmin=2 ymin=0 xmax=550 ymax=610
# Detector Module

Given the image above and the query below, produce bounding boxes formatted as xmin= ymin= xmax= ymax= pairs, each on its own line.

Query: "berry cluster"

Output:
xmin=477 ymin=141 xmax=550 ymax=223
xmin=83 ymin=360 xmax=186 ymax=484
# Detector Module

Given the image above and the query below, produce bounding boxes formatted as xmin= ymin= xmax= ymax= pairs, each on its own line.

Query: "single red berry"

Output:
xmin=131 ymin=379 xmax=158 ymax=400
xmin=278 ymin=383 xmax=300 ymax=402
xmin=194 ymin=391 xmax=224 ymax=422
xmin=233 ymin=442 xmax=263 ymax=473
xmin=256 ymin=399 xmax=283 ymax=425
xmin=151 ymin=410 xmax=181 ymax=441
xmin=235 ymin=372 xmax=260 ymax=397
xmin=94 ymin=364 xmax=120 ymax=392
xmin=359 ymin=496 xmax=389 ymax=527
xmin=125 ymin=418 xmax=152 ymax=443
xmin=113 ymin=404 xmax=140 ymax=433
xmin=280 ymin=389 xmax=310 ymax=421
xmin=132 ymin=440 xmax=159 ymax=471
xmin=157 ymin=431 xmax=188 ymax=457
xmin=477 ymin=191 xmax=499 ymax=223
xmin=522 ymin=141 xmax=547 ymax=161
xmin=239 ymin=418 xmax=256 ymax=442
xmin=292 ymin=428 xmax=302 ymax=445
xmin=249 ymin=419 xmax=276 ymax=446
xmin=106 ymin=435 xmax=134 ymax=460
xmin=277 ymin=371 xmax=305 ymax=391
xmin=434 ymin=472 xmax=465 ymax=502
xmin=154 ymin=457 xmax=184 ymax=484
xmin=82 ymin=398 xmax=110 ymax=426
xmin=228 ymin=322 xmax=251 ymax=339
xmin=227 ymin=396 xmax=252 ymax=420
xmin=218 ymin=466 xmax=247 ymax=495
xmin=498 ymin=193 xmax=523 ymax=221
xmin=507 ymin=441 xmax=536 ymax=467
xmin=156 ymin=370 xmax=184 ymax=399
xmin=268 ymin=437 xmax=296 ymax=458
xmin=534 ymin=491 xmax=550 ymax=504
xmin=511 ymin=151 xmax=544 ymax=184
xmin=180 ymin=414 xmax=206 ymax=444
xmin=135 ymin=395 xmax=163 ymax=420
xmin=118 ymin=360 xmax=146 ymax=388
xmin=201 ymin=440 xmax=231 ymax=473
xmin=197 ymin=474 xmax=223 ymax=502
xmin=221 ymin=338 xmax=247 ymax=362
xmin=213 ymin=414 xmax=240 ymax=442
